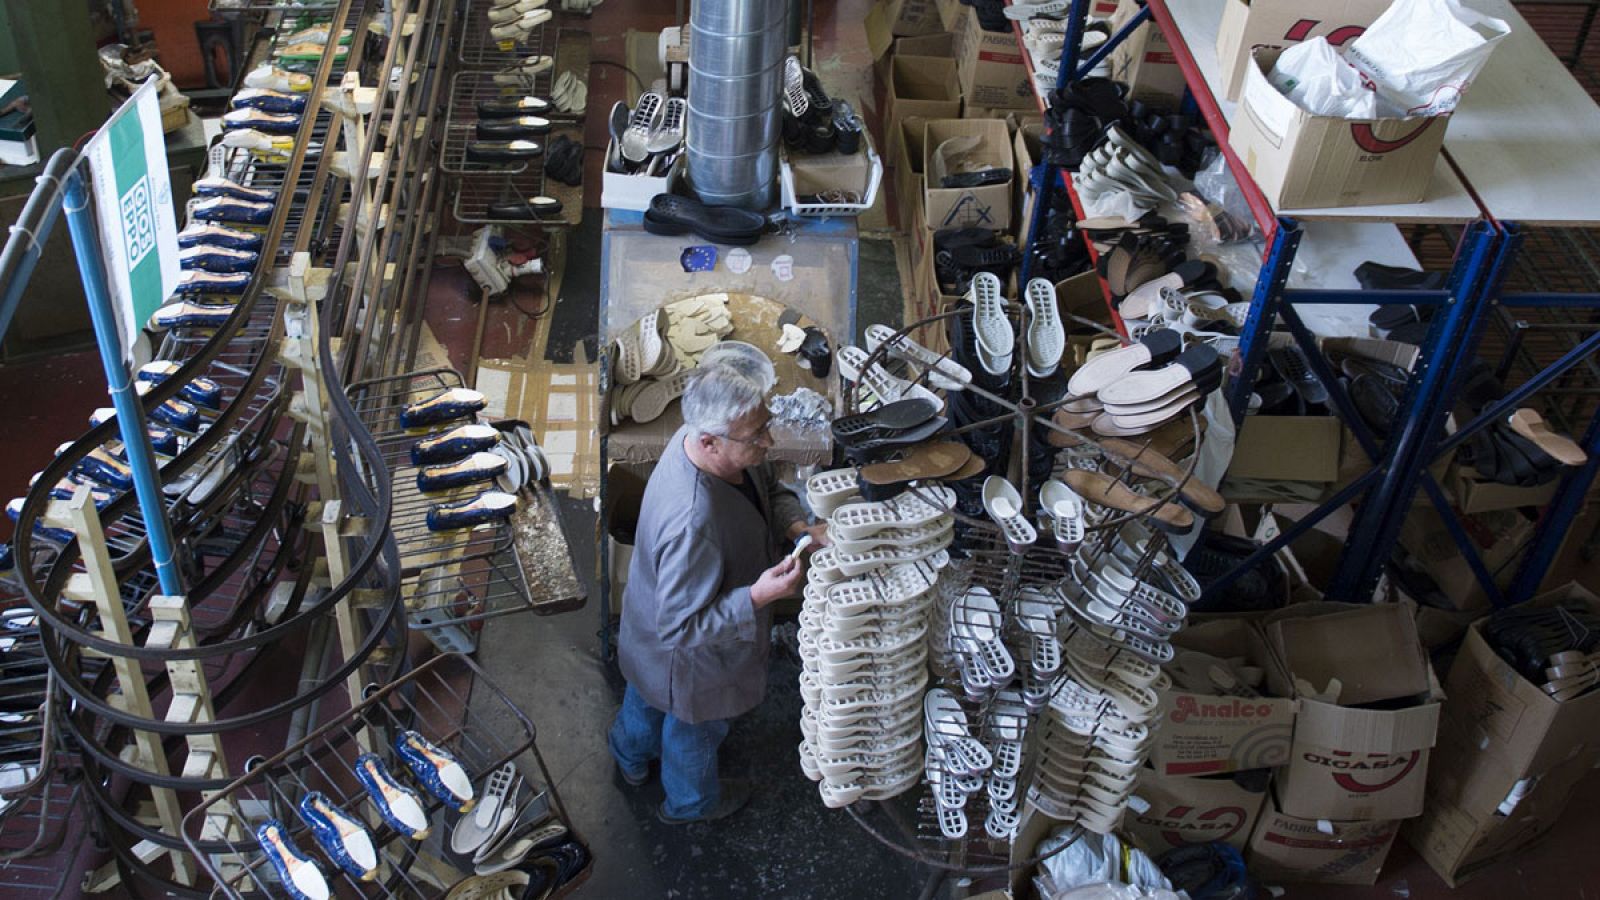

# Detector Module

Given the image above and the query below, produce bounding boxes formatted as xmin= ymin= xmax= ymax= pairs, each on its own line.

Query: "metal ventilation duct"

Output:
xmin=685 ymin=0 xmax=789 ymax=209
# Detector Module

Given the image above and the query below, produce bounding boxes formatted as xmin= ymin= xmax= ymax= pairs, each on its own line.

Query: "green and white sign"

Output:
xmin=83 ymin=79 xmax=180 ymax=360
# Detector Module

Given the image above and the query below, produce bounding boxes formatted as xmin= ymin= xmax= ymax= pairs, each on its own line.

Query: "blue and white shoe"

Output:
xmin=151 ymin=302 xmax=234 ymax=330
xmin=178 ymin=223 xmax=263 ymax=251
xmin=137 ymin=361 xmax=225 ymax=409
xmin=47 ymin=479 xmax=116 ymax=508
xmin=394 ymin=730 xmax=475 ymax=812
xmin=255 ymin=819 xmax=331 ymax=900
xmin=399 ymin=388 xmax=487 ymax=430
xmin=416 ymin=452 xmax=507 ymax=494
xmin=353 ymin=753 xmax=431 ymax=840
xmin=128 ymin=383 xmax=203 ymax=432
xmin=174 ymin=270 xmax=252 ymax=296
xmin=6 ymin=498 xmax=74 ymax=544
xmin=230 ymin=87 xmax=309 ymax=115
xmin=180 ymin=243 xmax=260 ymax=274
xmin=191 ymin=196 xmax=274 ymax=226
xmin=73 ymin=447 xmax=134 ymax=490
xmin=297 ymin=791 xmax=378 ymax=882
xmin=222 ymin=107 xmax=301 ymax=135
xmin=410 ymin=423 xmax=500 ymax=466
xmin=193 ymin=176 xmax=276 ymax=204
xmin=426 ymin=490 xmax=517 ymax=532
xmin=84 ymin=411 xmax=179 ymax=455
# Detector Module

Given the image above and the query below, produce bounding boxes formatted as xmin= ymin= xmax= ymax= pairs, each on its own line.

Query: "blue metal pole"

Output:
xmin=1505 ymin=399 xmax=1600 ymax=604
xmin=1226 ymin=220 xmax=1301 ymax=426
xmin=60 ymin=166 xmax=184 ymax=596
xmin=1327 ymin=220 xmax=1502 ymax=600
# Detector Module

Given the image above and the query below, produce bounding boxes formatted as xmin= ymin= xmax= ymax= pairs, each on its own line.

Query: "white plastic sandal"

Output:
xmin=806 ymin=468 xmax=860 ymax=517
xmin=982 ymin=476 xmax=1037 ymax=552
xmin=1039 ymin=479 xmax=1086 ymax=551
xmin=835 ymin=345 xmax=944 ymax=411
xmin=864 ymin=323 xmax=972 ymax=390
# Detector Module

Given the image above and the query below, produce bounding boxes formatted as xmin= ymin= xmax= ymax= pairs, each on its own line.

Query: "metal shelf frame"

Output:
xmin=1008 ymin=0 xmax=1591 ymax=605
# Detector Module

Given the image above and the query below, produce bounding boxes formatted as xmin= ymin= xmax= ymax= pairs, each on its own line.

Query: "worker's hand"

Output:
xmin=750 ymin=556 xmax=805 ymax=609
xmin=800 ymin=522 xmax=830 ymax=549
xmin=788 ymin=520 xmax=831 ymax=549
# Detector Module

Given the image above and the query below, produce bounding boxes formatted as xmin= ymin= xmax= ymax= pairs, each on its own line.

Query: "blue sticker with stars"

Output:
xmin=680 ymin=245 xmax=718 ymax=272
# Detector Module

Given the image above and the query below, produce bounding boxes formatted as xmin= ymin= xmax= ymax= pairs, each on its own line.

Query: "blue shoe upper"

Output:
xmin=297 ymin=791 xmax=378 ymax=881
xmin=353 ymin=753 xmax=431 ymax=839
xmin=394 ymin=730 xmax=475 ymax=812
xmin=255 ymin=819 xmax=329 ymax=900
xmin=178 ymin=223 xmax=264 ymax=251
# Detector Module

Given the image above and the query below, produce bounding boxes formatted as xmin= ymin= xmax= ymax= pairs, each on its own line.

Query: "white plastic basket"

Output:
xmin=780 ymin=130 xmax=884 ymax=218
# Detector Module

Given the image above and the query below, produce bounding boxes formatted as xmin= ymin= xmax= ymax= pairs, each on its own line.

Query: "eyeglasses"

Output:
xmin=717 ymin=422 xmax=773 ymax=447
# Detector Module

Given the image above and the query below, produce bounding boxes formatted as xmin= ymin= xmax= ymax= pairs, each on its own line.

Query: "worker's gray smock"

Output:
xmin=617 ymin=426 xmax=805 ymax=723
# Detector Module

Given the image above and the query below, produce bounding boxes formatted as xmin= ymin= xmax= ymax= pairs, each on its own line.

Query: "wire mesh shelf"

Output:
xmin=347 ymin=369 xmax=582 ymax=631
xmin=456 ymin=0 xmax=554 ymax=75
xmin=183 ymin=653 xmax=587 ymax=898
xmin=211 ymin=0 xmax=342 ymax=13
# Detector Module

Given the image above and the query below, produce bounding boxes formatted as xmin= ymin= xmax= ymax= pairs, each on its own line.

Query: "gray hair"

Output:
xmin=681 ymin=363 xmax=766 ymax=438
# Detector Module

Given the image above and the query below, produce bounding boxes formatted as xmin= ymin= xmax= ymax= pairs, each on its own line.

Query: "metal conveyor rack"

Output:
xmin=183 ymin=653 xmax=587 ymax=899
xmin=349 ymin=369 xmax=569 ymax=637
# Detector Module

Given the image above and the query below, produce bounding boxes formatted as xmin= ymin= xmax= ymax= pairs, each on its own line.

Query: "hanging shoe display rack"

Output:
xmin=817 ymin=309 xmax=1203 ymax=884
xmin=0 ymin=0 xmax=504 ymax=892
xmin=1010 ymin=0 xmax=1600 ymax=605
xmin=183 ymin=652 xmax=590 ymax=899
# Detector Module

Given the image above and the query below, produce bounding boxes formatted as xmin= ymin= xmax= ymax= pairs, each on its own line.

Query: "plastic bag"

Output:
xmin=1345 ymin=0 xmax=1510 ymax=115
xmin=1188 ymin=149 xmax=1262 ymax=246
xmin=1267 ymin=37 xmax=1380 ymax=118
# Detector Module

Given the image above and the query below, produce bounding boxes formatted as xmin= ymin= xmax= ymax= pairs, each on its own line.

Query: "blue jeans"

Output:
xmin=607 ymin=683 xmax=730 ymax=819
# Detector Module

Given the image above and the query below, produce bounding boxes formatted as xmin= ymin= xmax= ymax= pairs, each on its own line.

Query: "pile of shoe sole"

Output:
xmin=1062 ymin=330 xmax=1222 ymax=440
xmin=781 ymin=57 xmax=862 ymax=156
xmin=400 ymin=388 xmax=521 ymax=532
xmin=662 ymin=295 xmax=734 ymax=368
xmin=797 ymin=482 xmax=957 ymax=809
xmin=1024 ymin=520 xmax=1200 ymax=834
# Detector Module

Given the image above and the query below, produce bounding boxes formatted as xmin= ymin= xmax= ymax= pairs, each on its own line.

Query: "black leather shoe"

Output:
xmin=466 ymin=140 xmax=543 ymax=163
xmin=476 ymin=115 xmax=552 ymax=139
xmin=487 ymin=195 xmax=563 ymax=220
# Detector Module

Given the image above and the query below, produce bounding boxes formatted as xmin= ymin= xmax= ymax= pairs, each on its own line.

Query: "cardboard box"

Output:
xmin=1056 ymin=270 xmax=1114 ymax=330
xmin=869 ymin=11 xmax=956 ymax=83
xmin=1226 ymin=416 xmax=1343 ymax=484
xmin=951 ymin=7 xmax=1035 ymax=110
xmin=1399 ymin=505 xmax=1535 ymax=613
xmin=1214 ymin=0 xmax=1392 ymax=102
xmin=1013 ymin=123 xmax=1042 ymax=238
xmin=894 ymin=117 xmax=927 ymax=232
xmin=1108 ymin=0 xmax=1187 ymax=104
xmin=1403 ymin=583 xmax=1600 ymax=884
xmin=921 ymin=118 xmax=1014 ymax=230
xmin=1247 ymin=791 xmax=1401 ymax=885
xmin=912 ymin=224 xmax=961 ymax=351
xmin=886 ymin=56 xmax=963 ymax=161
xmin=1231 ymin=47 xmax=1449 ymax=209
xmin=876 ymin=0 xmax=944 ymax=37
xmin=1263 ymin=602 xmax=1443 ymax=821
xmin=1447 ymin=462 xmax=1560 ymax=514
xmin=1127 ymin=767 xmax=1270 ymax=852
xmin=1151 ymin=619 xmax=1296 ymax=777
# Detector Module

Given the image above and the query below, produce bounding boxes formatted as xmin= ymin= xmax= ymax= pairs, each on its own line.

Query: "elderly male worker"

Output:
xmin=609 ymin=363 xmax=827 ymax=824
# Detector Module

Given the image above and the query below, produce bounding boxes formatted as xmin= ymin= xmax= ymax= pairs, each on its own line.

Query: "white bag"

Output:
xmin=1267 ymin=37 xmax=1380 ymax=119
xmin=1345 ymin=0 xmax=1510 ymax=115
